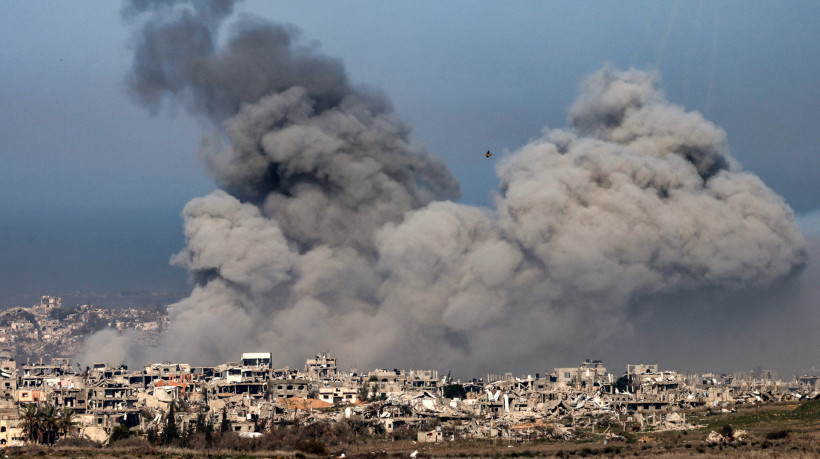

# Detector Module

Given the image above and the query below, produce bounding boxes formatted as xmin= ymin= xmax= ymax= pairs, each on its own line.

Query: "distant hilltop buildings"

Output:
xmin=39 ymin=296 xmax=61 ymax=310
xmin=0 ymin=296 xmax=167 ymax=364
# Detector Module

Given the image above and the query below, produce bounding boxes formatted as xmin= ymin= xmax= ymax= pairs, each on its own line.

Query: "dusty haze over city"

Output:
xmin=1 ymin=1 xmax=819 ymax=379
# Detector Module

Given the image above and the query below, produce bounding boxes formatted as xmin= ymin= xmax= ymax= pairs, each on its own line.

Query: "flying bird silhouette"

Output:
xmin=486 ymin=150 xmax=492 ymax=158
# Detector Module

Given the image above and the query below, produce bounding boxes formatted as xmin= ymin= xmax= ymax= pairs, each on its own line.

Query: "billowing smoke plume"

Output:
xmin=79 ymin=1 xmax=807 ymax=374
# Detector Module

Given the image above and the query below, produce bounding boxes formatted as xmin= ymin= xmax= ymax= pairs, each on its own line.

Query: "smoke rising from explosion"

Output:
xmin=80 ymin=0 xmax=808 ymax=374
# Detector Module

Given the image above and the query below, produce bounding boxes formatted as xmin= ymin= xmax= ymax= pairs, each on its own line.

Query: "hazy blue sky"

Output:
xmin=2 ymin=0 xmax=819 ymax=303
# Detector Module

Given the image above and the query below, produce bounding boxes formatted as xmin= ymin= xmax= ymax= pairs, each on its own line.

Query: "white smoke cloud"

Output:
xmin=77 ymin=2 xmax=808 ymax=375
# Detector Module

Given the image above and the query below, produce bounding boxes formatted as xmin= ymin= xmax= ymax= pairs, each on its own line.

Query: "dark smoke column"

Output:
xmin=124 ymin=0 xmax=458 ymax=251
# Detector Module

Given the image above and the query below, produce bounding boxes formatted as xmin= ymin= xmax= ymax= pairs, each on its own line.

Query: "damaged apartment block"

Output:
xmin=0 ymin=348 xmax=816 ymax=445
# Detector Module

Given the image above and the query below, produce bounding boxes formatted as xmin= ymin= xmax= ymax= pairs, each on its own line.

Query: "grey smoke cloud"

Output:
xmin=498 ymin=70 xmax=805 ymax=296
xmin=604 ymin=212 xmax=820 ymax=375
xmin=568 ymin=68 xmax=733 ymax=179
xmin=78 ymin=1 xmax=808 ymax=375
xmin=203 ymin=86 xmax=460 ymax=249
xmin=124 ymin=0 xmax=378 ymax=131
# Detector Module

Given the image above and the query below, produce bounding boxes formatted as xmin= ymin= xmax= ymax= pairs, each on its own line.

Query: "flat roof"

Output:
xmin=241 ymin=352 xmax=271 ymax=359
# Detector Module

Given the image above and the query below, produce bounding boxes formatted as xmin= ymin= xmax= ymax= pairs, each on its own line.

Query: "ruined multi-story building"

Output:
xmin=0 ymin=317 xmax=813 ymax=446
xmin=304 ymin=352 xmax=337 ymax=380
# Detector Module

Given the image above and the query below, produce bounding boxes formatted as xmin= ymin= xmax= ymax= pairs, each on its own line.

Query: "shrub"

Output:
xmin=296 ymin=439 xmax=327 ymax=455
xmin=108 ymin=423 xmax=132 ymax=443
xmin=55 ymin=437 xmax=101 ymax=448
xmin=389 ymin=424 xmax=416 ymax=441
xmin=765 ymin=429 xmax=789 ymax=440
xmin=108 ymin=436 xmax=153 ymax=452
xmin=211 ymin=432 xmax=250 ymax=451
xmin=4 ymin=445 xmax=50 ymax=456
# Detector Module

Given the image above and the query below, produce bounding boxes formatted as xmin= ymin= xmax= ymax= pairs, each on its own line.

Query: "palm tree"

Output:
xmin=20 ymin=404 xmax=41 ymax=444
xmin=58 ymin=408 xmax=77 ymax=439
xmin=37 ymin=404 xmax=59 ymax=445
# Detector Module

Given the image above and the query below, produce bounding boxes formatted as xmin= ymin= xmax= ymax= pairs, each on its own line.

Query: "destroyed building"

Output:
xmin=0 ymin=344 xmax=814 ymax=445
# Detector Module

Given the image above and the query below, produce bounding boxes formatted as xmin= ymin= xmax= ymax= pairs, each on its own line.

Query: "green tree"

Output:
xmin=20 ymin=404 xmax=41 ymax=444
xmin=367 ymin=383 xmax=378 ymax=401
xmin=204 ymin=418 xmax=214 ymax=446
xmin=19 ymin=403 xmax=62 ymax=445
xmin=180 ymin=421 xmax=195 ymax=447
xmin=109 ymin=424 xmax=131 ymax=443
xmin=146 ymin=426 xmax=159 ymax=445
xmin=162 ymin=402 xmax=179 ymax=445
xmin=614 ymin=375 xmax=634 ymax=393
xmin=37 ymin=404 xmax=59 ymax=445
xmin=220 ymin=406 xmax=231 ymax=433
xmin=442 ymin=383 xmax=467 ymax=399
xmin=57 ymin=408 xmax=77 ymax=438
xmin=195 ymin=410 xmax=207 ymax=433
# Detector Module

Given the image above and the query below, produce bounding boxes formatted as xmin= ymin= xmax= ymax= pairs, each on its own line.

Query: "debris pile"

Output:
xmin=2 ymin=351 xmax=815 ymax=446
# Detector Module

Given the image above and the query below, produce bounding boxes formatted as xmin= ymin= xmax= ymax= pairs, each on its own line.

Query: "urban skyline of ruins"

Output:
xmin=2 ymin=0 xmax=819 ymax=380
xmin=3 ymin=338 xmax=817 ymax=449
xmin=1 ymin=295 xmax=818 ymax=383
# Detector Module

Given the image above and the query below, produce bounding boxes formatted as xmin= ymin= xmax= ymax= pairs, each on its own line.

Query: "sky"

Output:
xmin=1 ymin=1 xmax=819 ymax=375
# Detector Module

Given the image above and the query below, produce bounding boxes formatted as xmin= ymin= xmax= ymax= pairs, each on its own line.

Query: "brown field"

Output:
xmin=3 ymin=400 xmax=820 ymax=458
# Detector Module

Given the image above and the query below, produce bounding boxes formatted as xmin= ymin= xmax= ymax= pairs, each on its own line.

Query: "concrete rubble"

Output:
xmin=1 ymin=300 xmax=818 ymax=445
xmin=1 ymin=348 xmax=817 ymax=446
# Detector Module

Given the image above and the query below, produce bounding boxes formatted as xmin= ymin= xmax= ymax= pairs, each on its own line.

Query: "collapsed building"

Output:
xmin=1 ymin=350 xmax=816 ymax=444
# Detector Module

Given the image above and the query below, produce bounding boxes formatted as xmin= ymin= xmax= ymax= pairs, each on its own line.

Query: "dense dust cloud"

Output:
xmin=78 ymin=1 xmax=806 ymax=374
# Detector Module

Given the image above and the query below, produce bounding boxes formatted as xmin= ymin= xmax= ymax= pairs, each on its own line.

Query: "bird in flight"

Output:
xmin=486 ymin=150 xmax=492 ymax=158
